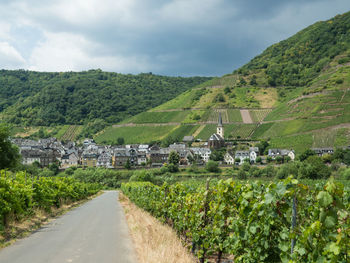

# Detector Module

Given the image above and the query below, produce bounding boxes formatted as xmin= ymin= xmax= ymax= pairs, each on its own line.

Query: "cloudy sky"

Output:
xmin=0 ymin=0 xmax=349 ymax=76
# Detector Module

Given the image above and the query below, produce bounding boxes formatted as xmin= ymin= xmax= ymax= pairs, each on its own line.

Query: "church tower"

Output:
xmin=217 ymin=112 xmax=224 ymax=138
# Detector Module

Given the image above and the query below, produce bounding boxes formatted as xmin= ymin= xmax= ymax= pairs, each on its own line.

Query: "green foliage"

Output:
xmin=239 ymin=12 xmax=350 ymax=86
xmin=122 ymin=177 xmax=350 ymax=262
xmin=168 ymin=151 xmax=180 ymax=166
xmin=0 ymin=124 xmax=20 ymax=169
xmin=129 ymin=170 xmax=155 ymax=183
xmin=95 ymin=125 xmax=176 ymax=145
xmin=0 ymin=70 xmax=211 ymax=126
xmin=299 ymin=149 xmax=316 ymax=161
xmin=0 ymin=170 xmax=100 ymax=230
xmin=70 ymin=167 xmax=132 ymax=188
xmin=206 ymin=160 xmax=220 ymax=173
xmin=213 ymin=93 xmax=225 ymax=103
xmin=299 ymin=156 xmax=331 ymax=179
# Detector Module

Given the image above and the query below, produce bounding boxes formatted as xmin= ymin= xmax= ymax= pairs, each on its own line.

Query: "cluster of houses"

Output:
xmin=11 ymin=114 xmax=301 ymax=169
xmin=12 ymin=137 xmax=214 ymax=168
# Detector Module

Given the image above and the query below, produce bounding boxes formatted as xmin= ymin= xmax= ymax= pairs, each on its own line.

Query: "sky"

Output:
xmin=0 ymin=0 xmax=350 ymax=76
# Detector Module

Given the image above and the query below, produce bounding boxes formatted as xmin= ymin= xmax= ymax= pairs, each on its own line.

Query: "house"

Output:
xmin=61 ymin=151 xmax=79 ymax=168
xmin=97 ymin=151 xmax=112 ymax=168
xmin=81 ymin=151 xmax=98 ymax=167
xmin=311 ymin=148 xmax=334 ymax=156
xmin=138 ymin=144 xmax=150 ymax=154
xmin=234 ymin=151 xmax=250 ymax=165
xmin=224 ymin=151 xmax=235 ymax=165
xmin=233 ymin=148 xmax=258 ymax=165
xmin=137 ymin=151 xmax=147 ymax=166
xmin=183 ymin=136 xmax=194 ymax=143
xmin=83 ymin=139 xmax=96 ymax=148
xmin=112 ymin=148 xmax=138 ymax=167
xmin=268 ymin=149 xmax=295 ymax=161
xmin=190 ymin=148 xmax=211 ymax=164
xmin=39 ymin=148 xmax=61 ymax=167
xmin=149 ymin=147 xmax=171 ymax=166
xmin=20 ymin=149 xmax=42 ymax=165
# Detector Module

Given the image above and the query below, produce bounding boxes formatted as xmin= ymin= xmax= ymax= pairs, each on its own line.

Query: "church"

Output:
xmin=208 ymin=112 xmax=225 ymax=149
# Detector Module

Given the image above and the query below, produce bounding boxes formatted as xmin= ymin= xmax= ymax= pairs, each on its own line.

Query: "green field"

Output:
xmin=151 ymin=90 xmax=196 ymax=110
xmin=11 ymin=125 xmax=83 ymax=140
xmin=163 ymin=125 xmax=199 ymax=141
xmin=251 ymin=123 xmax=274 ymax=139
xmin=224 ymin=124 xmax=258 ymax=139
xmin=227 ymin=109 xmax=243 ymax=122
xmin=120 ymin=111 xmax=191 ymax=124
xmin=195 ymin=124 xmax=217 ymax=140
xmin=269 ymin=134 xmax=313 ymax=153
xmin=95 ymin=125 xmax=177 ymax=144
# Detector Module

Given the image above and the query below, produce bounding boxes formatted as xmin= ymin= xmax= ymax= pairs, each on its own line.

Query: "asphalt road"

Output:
xmin=0 ymin=191 xmax=137 ymax=263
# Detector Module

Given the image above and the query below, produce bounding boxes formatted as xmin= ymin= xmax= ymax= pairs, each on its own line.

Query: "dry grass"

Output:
xmin=119 ymin=193 xmax=196 ymax=263
xmin=254 ymin=88 xmax=278 ymax=108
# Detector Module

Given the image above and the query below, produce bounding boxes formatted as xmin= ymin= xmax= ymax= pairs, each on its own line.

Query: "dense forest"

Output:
xmin=0 ymin=69 xmax=211 ymax=126
xmin=236 ymin=11 xmax=350 ymax=86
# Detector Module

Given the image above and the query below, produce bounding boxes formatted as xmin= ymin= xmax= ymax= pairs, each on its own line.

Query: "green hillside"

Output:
xmin=96 ymin=11 xmax=350 ymax=152
xmin=0 ymin=70 xmax=211 ymax=126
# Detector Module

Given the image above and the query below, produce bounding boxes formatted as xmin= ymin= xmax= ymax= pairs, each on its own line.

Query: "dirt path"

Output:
xmin=0 ymin=191 xmax=137 ymax=263
xmin=192 ymin=125 xmax=206 ymax=137
xmin=240 ymin=109 xmax=253 ymax=124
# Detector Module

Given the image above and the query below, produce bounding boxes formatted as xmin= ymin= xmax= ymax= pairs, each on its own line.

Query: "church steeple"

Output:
xmin=218 ymin=112 xmax=223 ymax=127
xmin=217 ymin=112 xmax=224 ymax=138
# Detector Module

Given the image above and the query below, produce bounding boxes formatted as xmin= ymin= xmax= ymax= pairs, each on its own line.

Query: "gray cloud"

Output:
xmin=0 ymin=0 xmax=349 ymax=76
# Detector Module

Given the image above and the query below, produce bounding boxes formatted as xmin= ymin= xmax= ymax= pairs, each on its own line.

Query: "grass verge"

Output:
xmin=119 ymin=193 xmax=196 ymax=263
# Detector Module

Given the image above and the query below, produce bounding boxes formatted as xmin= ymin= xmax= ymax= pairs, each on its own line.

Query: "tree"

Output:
xmin=275 ymin=156 xmax=283 ymax=164
xmin=117 ymin=137 xmax=125 ymax=145
xmin=299 ymin=156 xmax=331 ymax=179
xmin=49 ymin=162 xmax=60 ymax=175
xmin=210 ymin=149 xmax=225 ymax=161
xmin=250 ymin=75 xmax=257 ymax=86
xmin=124 ymin=159 xmax=131 ymax=169
xmin=168 ymin=151 xmax=180 ymax=166
xmin=0 ymin=124 xmax=20 ymax=169
xmin=299 ymin=149 xmax=315 ymax=161
xmin=206 ymin=160 xmax=220 ymax=173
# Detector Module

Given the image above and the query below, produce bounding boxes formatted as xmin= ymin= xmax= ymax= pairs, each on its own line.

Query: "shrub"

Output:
xmin=206 ymin=160 xmax=220 ymax=173
xmin=129 ymin=170 xmax=155 ymax=183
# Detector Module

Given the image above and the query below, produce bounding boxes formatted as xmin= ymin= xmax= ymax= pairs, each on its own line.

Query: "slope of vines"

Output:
xmin=0 ymin=170 xmax=101 ymax=231
xmin=122 ymin=177 xmax=350 ymax=262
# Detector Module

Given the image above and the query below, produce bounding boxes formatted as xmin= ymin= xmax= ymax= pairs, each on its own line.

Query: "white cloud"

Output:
xmin=28 ymin=31 xmax=155 ymax=72
xmin=0 ymin=42 xmax=26 ymax=68
xmin=0 ymin=0 xmax=350 ymax=75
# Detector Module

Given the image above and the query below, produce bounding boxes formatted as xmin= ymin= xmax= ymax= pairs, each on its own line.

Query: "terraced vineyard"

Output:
xmin=95 ymin=125 xmax=178 ymax=144
xmin=60 ymin=125 xmax=83 ymax=141
xmin=225 ymin=124 xmax=258 ymax=139
xmin=249 ymin=109 xmax=272 ymax=122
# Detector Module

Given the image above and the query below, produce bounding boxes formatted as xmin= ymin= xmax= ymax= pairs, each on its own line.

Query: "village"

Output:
xmin=12 ymin=113 xmax=337 ymax=170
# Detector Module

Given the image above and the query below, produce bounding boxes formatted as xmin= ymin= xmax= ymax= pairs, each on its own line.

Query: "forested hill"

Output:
xmin=235 ymin=11 xmax=350 ymax=87
xmin=0 ymin=69 xmax=211 ymax=126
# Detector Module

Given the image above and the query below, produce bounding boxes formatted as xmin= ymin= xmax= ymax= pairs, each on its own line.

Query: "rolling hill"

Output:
xmin=0 ymin=70 xmax=211 ymax=126
xmin=95 ymin=11 xmax=350 ymax=153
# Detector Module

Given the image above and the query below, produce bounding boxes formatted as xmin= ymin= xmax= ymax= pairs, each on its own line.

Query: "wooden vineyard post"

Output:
xmin=291 ymin=194 xmax=297 ymax=256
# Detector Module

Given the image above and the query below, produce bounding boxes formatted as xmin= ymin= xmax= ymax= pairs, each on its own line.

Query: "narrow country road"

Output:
xmin=0 ymin=191 xmax=137 ymax=263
